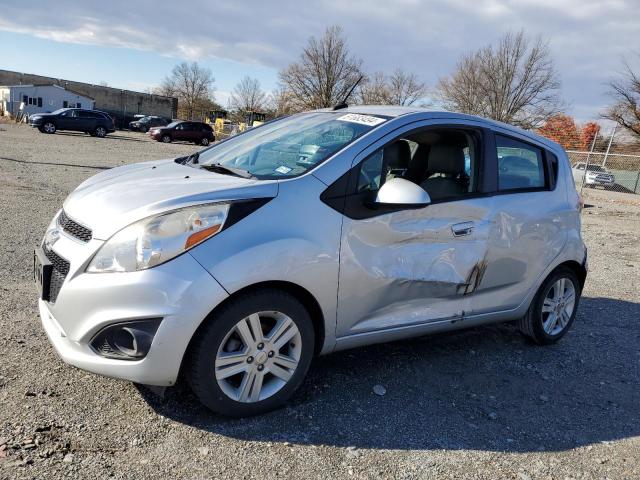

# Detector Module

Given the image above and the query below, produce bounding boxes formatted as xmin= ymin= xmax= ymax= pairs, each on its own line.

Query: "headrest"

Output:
xmin=383 ymin=140 xmax=412 ymax=169
xmin=428 ymin=144 xmax=465 ymax=175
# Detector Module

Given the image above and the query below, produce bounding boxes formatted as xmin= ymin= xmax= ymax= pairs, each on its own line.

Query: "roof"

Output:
xmin=315 ymin=105 xmax=561 ymax=152
xmin=0 ymin=83 xmax=94 ymax=100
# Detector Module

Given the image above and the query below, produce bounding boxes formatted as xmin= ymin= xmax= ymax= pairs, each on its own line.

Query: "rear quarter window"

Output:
xmin=496 ymin=134 xmax=546 ymax=191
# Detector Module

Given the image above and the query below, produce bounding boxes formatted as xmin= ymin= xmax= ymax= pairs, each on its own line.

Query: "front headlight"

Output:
xmin=87 ymin=203 xmax=229 ymax=273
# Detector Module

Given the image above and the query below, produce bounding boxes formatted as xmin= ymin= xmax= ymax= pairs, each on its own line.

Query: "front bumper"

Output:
xmin=38 ymin=234 xmax=229 ymax=386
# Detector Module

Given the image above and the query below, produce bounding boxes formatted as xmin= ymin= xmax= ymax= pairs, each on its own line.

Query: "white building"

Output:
xmin=0 ymin=84 xmax=95 ymax=117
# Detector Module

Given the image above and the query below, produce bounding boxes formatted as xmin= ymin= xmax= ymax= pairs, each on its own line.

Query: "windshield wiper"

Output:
xmin=200 ymin=163 xmax=255 ymax=179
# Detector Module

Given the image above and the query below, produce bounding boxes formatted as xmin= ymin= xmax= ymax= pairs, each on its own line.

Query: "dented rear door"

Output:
xmin=336 ymin=197 xmax=494 ymax=337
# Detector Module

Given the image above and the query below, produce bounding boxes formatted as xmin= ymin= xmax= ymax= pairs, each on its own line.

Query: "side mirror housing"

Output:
xmin=374 ymin=177 xmax=431 ymax=207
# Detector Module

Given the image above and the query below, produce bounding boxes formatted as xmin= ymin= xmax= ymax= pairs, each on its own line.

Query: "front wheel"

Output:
xmin=187 ymin=289 xmax=315 ymax=417
xmin=161 ymin=135 xmax=171 ymax=143
xmin=518 ymin=266 xmax=581 ymax=345
xmin=94 ymin=126 xmax=107 ymax=138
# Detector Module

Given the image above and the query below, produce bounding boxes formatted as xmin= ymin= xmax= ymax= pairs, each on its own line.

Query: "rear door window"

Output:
xmin=496 ymin=135 xmax=546 ymax=191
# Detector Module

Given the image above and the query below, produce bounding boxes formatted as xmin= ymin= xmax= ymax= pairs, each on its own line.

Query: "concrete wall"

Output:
xmin=1 ymin=85 xmax=94 ymax=116
xmin=0 ymin=69 xmax=177 ymax=119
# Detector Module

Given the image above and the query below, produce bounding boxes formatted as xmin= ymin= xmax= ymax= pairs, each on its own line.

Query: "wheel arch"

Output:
xmin=180 ymin=280 xmax=326 ymax=378
xmin=555 ymin=260 xmax=587 ymax=290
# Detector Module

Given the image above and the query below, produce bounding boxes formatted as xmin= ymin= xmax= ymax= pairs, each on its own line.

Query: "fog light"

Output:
xmin=90 ymin=318 xmax=162 ymax=360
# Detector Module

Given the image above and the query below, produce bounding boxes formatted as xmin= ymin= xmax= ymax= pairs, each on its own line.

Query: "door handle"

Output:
xmin=451 ymin=222 xmax=474 ymax=237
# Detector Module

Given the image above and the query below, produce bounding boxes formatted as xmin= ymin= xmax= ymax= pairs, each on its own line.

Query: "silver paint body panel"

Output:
xmin=38 ymin=107 xmax=586 ymax=385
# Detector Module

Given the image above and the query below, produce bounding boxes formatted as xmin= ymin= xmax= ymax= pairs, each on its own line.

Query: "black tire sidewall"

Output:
xmin=188 ymin=290 xmax=315 ymax=417
xmin=529 ymin=267 xmax=581 ymax=344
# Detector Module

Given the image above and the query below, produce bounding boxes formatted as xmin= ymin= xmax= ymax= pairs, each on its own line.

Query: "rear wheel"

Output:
xmin=161 ymin=134 xmax=171 ymax=143
xmin=94 ymin=126 xmax=107 ymax=138
xmin=42 ymin=122 xmax=56 ymax=134
xmin=200 ymin=137 xmax=210 ymax=146
xmin=187 ymin=289 xmax=314 ymax=417
xmin=518 ymin=266 xmax=581 ymax=345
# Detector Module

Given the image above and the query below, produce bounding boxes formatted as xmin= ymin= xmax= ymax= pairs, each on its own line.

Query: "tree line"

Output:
xmin=156 ymin=25 xmax=640 ymax=144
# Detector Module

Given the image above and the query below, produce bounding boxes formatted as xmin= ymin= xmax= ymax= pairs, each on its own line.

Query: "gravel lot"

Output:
xmin=1 ymin=123 xmax=639 ymax=479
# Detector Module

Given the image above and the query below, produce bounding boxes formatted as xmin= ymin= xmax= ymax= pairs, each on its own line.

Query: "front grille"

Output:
xmin=58 ymin=210 xmax=92 ymax=242
xmin=43 ymin=247 xmax=70 ymax=303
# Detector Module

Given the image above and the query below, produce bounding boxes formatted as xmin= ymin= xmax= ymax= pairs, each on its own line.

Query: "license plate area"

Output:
xmin=34 ymin=247 xmax=53 ymax=302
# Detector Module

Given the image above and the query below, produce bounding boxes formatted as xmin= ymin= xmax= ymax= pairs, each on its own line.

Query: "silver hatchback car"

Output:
xmin=36 ymin=106 xmax=587 ymax=416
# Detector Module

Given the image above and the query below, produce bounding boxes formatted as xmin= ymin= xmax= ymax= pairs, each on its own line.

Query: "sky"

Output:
xmin=0 ymin=0 xmax=637 ymax=122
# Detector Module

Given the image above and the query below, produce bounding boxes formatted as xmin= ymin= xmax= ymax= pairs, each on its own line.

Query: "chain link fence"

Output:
xmin=567 ymin=150 xmax=640 ymax=195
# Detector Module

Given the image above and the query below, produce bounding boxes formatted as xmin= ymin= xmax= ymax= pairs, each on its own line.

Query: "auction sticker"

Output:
xmin=275 ymin=165 xmax=292 ymax=174
xmin=337 ymin=113 xmax=385 ymax=126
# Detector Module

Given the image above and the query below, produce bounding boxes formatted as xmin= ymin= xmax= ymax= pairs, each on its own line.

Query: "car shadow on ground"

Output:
xmin=138 ymin=296 xmax=640 ymax=453
xmin=54 ymin=131 xmax=150 ymax=143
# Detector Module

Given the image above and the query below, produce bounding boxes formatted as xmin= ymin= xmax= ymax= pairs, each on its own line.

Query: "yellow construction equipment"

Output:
xmin=205 ymin=110 xmax=229 ymax=138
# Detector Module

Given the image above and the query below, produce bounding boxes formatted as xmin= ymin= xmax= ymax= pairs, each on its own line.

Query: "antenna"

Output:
xmin=332 ymin=75 xmax=364 ymax=110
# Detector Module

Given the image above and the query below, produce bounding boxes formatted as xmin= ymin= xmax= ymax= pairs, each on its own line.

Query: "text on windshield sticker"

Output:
xmin=336 ymin=113 xmax=385 ymax=127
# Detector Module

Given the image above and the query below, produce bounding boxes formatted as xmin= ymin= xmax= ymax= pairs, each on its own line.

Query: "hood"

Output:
xmin=63 ymin=159 xmax=277 ymax=240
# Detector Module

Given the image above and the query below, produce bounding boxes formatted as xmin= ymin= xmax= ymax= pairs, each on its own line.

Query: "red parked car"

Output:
xmin=149 ymin=121 xmax=215 ymax=146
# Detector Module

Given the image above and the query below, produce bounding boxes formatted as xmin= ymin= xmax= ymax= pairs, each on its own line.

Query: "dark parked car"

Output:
xmin=129 ymin=116 xmax=172 ymax=132
xmin=148 ymin=121 xmax=214 ymax=146
xmin=29 ymin=108 xmax=116 ymax=137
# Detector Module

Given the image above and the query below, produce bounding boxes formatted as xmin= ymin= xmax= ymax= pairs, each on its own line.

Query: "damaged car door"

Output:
xmin=335 ymin=125 xmax=494 ymax=339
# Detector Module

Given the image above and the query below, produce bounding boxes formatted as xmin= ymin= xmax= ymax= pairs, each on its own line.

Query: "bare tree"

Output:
xmin=279 ymin=25 xmax=363 ymax=109
xmin=265 ymin=84 xmax=296 ymax=117
xmin=358 ymin=72 xmax=391 ymax=104
xmin=159 ymin=62 xmax=215 ymax=120
xmin=602 ymin=54 xmax=640 ymax=138
xmin=358 ymin=70 xmax=427 ymax=106
xmin=436 ymin=31 xmax=562 ymax=129
xmin=386 ymin=69 xmax=428 ymax=106
xmin=229 ymin=76 xmax=267 ymax=114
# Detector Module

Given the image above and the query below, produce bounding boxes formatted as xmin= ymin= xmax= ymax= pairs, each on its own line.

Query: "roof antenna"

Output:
xmin=333 ymin=75 xmax=364 ymax=110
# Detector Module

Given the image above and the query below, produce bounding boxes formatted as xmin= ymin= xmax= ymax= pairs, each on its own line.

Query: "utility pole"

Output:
xmin=602 ymin=125 xmax=616 ymax=168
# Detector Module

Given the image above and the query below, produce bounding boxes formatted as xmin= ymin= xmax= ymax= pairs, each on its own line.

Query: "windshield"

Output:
xmin=138 ymin=116 xmax=151 ymax=123
xmin=166 ymin=121 xmax=181 ymax=128
xmin=50 ymin=108 xmax=69 ymax=115
xmin=195 ymin=112 xmax=387 ymax=179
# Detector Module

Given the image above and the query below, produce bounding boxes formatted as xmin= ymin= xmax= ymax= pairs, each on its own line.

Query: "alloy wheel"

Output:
xmin=43 ymin=122 xmax=56 ymax=133
xmin=95 ymin=127 xmax=106 ymax=137
xmin=215 ymin=311 xmax=301 ymax=403
xmin=541 ymin=277 xmax=576 ymax=335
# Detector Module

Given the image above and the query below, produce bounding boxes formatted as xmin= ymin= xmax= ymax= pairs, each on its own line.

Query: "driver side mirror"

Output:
xmin=374 ymin=177 xmax=431 ymax=207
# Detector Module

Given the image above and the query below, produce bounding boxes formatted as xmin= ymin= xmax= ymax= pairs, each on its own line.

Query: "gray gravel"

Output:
xmin=1 ymin=123 xmax=639 ymax=479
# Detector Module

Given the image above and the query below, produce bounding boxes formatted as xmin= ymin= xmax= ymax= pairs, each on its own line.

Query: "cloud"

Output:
xmin=0 ymin=0 xmax=637 ymax=120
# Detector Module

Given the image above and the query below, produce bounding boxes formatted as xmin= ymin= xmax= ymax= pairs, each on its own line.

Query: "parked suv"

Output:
xmin=30 ymin=108 xmax=116 ymax=137
xmin=129 ymin=116 xmax=171 ymax=133
xmin=149 ymin=120 xmax=214 ymax=145
xmin=35 ymin=107 xmax=587 ymax=417
xmin=571 ymin=162 xmax=615 ymax=188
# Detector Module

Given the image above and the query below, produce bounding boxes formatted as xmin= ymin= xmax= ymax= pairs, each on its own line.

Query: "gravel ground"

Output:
xmin=0 ymin=123 xmax=639 ymax=479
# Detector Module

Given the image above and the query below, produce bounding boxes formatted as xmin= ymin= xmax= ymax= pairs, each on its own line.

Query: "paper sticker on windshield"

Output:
xmin=336 ymin=113 xmax=385 ymax=127
xmin=275 ymin=165 xmax=292 ymax=174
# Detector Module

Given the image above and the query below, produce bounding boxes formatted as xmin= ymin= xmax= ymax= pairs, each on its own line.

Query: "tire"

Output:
xmin=518 ymin=266 xmax=581 ymax=345
xmin=94 ymin=126 xmax=107 ymax=138
xmin=200 ymin=137 xmax=210 ymax=146
xmin=142 ymin=126 xmax=149 ymax=133
xmin=161 ymin=135 xmax=171 ymax=143
xmin=42 ymin=122 xmax=56 ymax=134
xmin=187 ymin=289 xmax=315 ymax=417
